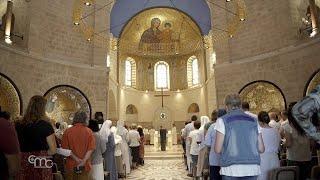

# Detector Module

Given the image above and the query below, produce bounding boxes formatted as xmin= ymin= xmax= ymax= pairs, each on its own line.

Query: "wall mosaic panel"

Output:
xmin=305 ymin=70 xmax=320 ymax=95
xmin=239 ymin=81 xmax=286 ymax=114
xmin=0 ymin=74 xmax=21 ymax=118
xmin=44 ymin=85 xmax=91 ymax=124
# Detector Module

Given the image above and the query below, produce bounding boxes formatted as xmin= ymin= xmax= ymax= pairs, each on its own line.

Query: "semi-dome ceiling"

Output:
xmin=110 ymin=0 xmax=211 ymax=38
xmin=119 ymin=8 xmax=203 ymax=57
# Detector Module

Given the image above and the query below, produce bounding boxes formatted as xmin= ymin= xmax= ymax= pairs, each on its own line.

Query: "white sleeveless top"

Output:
xmin=261 ymin=127 xmax=280 ymax=153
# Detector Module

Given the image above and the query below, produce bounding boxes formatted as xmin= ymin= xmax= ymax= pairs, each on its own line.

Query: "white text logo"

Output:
xmin=28 ymin=155 xmax=53 ymax=168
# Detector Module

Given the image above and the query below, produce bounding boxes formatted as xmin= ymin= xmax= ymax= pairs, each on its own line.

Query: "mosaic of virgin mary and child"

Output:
xmin=139 ymin=18 xmax=178 ymax=51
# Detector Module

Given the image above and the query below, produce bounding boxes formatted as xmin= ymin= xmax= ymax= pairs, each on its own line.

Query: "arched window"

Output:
xmin=154 ymin=61 xmax=170 ymax=91
xmin=187 ymin=56 xmax=199 ymax=87
xmin=124 ymin=57 xmax=136 ymax=87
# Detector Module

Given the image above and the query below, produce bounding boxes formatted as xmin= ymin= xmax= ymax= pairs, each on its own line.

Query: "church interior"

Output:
xmin=0 ymin=0 xmax=320 ymax=179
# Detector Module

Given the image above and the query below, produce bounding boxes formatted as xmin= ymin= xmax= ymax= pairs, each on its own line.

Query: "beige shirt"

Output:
xmin=283 ymin=123 xmax=311 ymax=161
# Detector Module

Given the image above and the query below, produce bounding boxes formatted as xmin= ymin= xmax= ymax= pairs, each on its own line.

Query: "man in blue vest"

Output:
xmin=214 ymin=94 xmax=265 ymax=180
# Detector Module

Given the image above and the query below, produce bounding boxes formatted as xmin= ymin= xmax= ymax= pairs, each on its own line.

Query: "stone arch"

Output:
xmin=188 ymin=103 xmax=200 ymax=113
xmin=44 ymin=85 xmax=92 ymax=124
xmin=304 ymin=69 xmax=320 ymax=96
xmin=239 ymin=80 xmax=286 ymax=114
xmin=0 ymin=72 xmax=22 ymax=118
xmin=37 ymin=75 xmax=96 ymax=108
xmin=107 ymin=89 xmax=117 ymax=121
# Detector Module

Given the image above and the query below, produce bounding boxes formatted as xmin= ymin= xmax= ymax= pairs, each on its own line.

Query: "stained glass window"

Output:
xmin=192 ymin=58 xmax=199 ymax=85
xmin=125 ymin=60 xmax=132 ymax=86
xmin=124 ymin=57 xmax=136 ymax=87
xmin=187 ymin=56 xmax=200 ymax=87
xmin=155 ymin=61 xmax=170 ymax=90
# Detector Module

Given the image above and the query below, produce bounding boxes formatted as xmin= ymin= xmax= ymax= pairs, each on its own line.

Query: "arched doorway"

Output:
xmin=239 ymin=81 xmax=286 ymax=114
xmin=304 ymin=69 xmax=320 ymax=95
xmin=107 ymin=90 xmax=117 ymax=121
xmin=0 ymin=73 xmax=22 ymax=118
xmin=126 ymin=104 xmax=138 ymax=122
xmin=44 ymin=85 xmax=91 ymax=125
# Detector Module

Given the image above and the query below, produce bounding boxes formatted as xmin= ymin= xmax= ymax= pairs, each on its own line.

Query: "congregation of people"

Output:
xmin=181 ymin=94 xmax=319 ymax=180
xmin=1 ymin=93 xmax=320 ymax=180
xmin=0 ymin=95 xmax=146 ymax=180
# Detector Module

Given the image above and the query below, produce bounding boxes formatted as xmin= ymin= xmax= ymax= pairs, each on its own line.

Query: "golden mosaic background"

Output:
xmin=0 ymin=75 xmax=21 ymax=118
xmin=45 ymin=86 xmax=90 ymax=124
xmin=119 ymin=8 xmax=203 ymax=56
xmin=240 ymin=82 xmax=286 ymax=114
xmin=306 ymin=70 xmax=320 ymax=95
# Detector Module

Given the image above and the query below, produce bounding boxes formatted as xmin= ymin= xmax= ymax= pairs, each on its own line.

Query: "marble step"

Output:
xmin=145 ymin=152 xmax=184 ymax=160
xmin=144 ymin=155 xmax=183 ymax=160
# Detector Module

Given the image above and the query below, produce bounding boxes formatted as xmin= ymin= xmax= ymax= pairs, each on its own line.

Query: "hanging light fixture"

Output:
xmin=84 ymin=2 xmax=91 ymax=6
xmin=84 ymin=0 xmax=94 ymax=6
xmin=4 ymin=0 xmax=13 ymax=44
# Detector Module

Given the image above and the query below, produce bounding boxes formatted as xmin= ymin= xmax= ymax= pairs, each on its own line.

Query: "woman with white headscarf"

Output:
xmin=117 ymin=120 xmax=131 ymax=174
xmin=200 ymin=116 xmax=210 ymax=132
xmin=100 ymin=120 xmax=118 ymax=180
xmin=111 ymin=126 xmax=125 ymax=178
xmin=197 ymin=116 xmax=210 ymax=178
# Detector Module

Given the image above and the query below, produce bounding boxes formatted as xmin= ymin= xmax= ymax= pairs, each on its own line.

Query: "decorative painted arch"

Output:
xmin=239 ymin=80 xmax=286 ymax=114
xmin=44 ymin=85 xmax=92 ymax=124
xmin=110 ymin=0 xmax=211 ymax=37
xmin=0 ymin=72 xmax=23 ymax=118
xmin=304 ymin=69 xmax=320 ymax=96
xmin=188 ymin=103 xmax=200 ymax=113
xmin=126 ymin=104 xmax=138 ymax=114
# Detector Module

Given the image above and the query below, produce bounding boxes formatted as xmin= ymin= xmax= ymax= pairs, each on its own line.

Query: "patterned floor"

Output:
xmin=124 ymin=145 xmax=192 ymax=180
xmin=124 ymin=159 xmax=192 ymax=180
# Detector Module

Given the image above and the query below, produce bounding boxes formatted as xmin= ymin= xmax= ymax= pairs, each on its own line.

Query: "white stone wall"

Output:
xmin=118 ymin=87 xmax=208 ymax=129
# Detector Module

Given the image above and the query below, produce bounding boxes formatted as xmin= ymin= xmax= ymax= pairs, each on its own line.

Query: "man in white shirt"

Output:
xmin=188 ymin=120 xmax=201 ymax=178
xmin=183 ymin=115 xmax=198 ymax=176
xmin=128 ymin=124 xmax=140 ymax=169
xmin=268 ymin=111 xmax=280 ymax=130
xmin=214 ymin=94 xmax=265 ymax=180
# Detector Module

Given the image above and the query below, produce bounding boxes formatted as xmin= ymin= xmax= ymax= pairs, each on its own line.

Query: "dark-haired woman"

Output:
xmin=137 ymin=127 xmax=145 ymax=165
xmin=88 ymin=119 xmax=106 ymax=180
xmin=257 ymin=111 xmax=280 ymax=180
xmin=15 ymin=95 xmax=57 ymax=180
xmin=283 ymin=104 xmax=312 ymax=180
